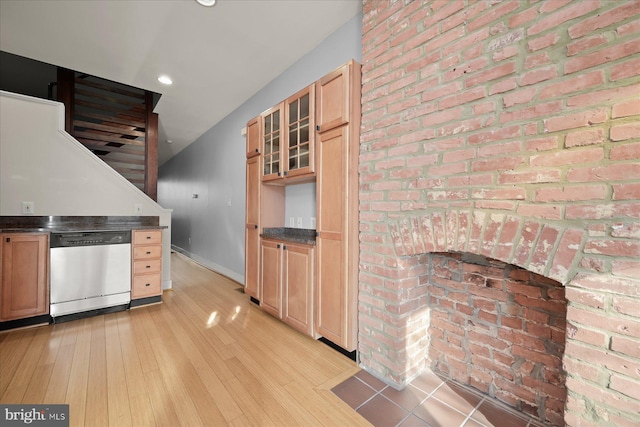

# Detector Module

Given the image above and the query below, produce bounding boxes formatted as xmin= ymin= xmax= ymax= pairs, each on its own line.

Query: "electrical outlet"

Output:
xmin=188 ymin=237 xmax=192 ymax=245
xmin=134 ymin=203 xmax=143 ymax=214
xmin=21 ymin=201 xmax=34 ymax=214
xmin=289 ymin=217 xmax=294 ymax=227
xmin=310 ymin=217 xmax=316 ymax=229
xmin=296 ymin=217 xmax=302 ymax=228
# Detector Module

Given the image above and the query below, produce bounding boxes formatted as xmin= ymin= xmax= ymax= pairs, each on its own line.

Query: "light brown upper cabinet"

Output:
xmin=246 ymin=116 xmax=260 ymax=158
xmin=261 ymin=102 xmax=284 ymax=182
xmin=0 ymin=233 xmax=49 ymax=321
xmin=316 ymin=61 xmax=355 ymax=133
xmin=283 ymin=85 xmax=315 ymax=181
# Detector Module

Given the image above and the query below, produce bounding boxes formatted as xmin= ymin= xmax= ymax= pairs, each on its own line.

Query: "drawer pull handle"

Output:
xmin=146 ymin=236 xmax=152 ymax=239
xmin=145 ymin=283 xmax=150 ymax=287
xmin=146 ymin=265 xmax=151 ymax=269
xmin=146 ymin=251 xmax=151 ymax=255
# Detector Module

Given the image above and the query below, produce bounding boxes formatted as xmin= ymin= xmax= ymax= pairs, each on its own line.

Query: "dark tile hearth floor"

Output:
xmin=332 ymin=369 xmax=546 ymax=427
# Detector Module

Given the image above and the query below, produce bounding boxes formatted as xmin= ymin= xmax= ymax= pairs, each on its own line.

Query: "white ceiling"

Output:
xmin=0 ymin=0 xmax=362 ymax=165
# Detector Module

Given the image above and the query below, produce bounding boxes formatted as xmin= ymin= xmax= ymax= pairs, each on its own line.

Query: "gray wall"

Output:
xmin=158 ymin=14 xmax=362 ymax=283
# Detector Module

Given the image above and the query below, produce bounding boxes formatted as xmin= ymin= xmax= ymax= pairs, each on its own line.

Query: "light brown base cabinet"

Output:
xmin=260 ymin=239 xmax=316 ymax=338
xmin=0 ymin=233 xmax=49 ymax=321
xmin=131 ymin=230 xmax=163 ymax=300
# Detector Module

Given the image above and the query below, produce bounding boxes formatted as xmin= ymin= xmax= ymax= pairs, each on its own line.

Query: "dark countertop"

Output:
xmin=0 ymin=216 xmax=166 ymax=233
xmin=261 ymin=227 xmax=316 ymax=245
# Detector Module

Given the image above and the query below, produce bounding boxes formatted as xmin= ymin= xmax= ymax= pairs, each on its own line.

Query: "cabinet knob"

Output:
xmin=254 ymin=225 xmax=258 ymax=229
xmin=316 ymin=125 xmax=320 ymax=131
xmin=283 ymin=245 xmax=287 ymax=250
xmin=255 ymin=148 xmax=259 ymax=153
xmin=277 ymin=172 xmax=281 ymax=177
xmin=284 ymin=171 xmax=288 ymax=176
xmin=277 ymin=244 xmax=281 ymax=249
xmin=5 ymin=237 xmax=9 ymax=243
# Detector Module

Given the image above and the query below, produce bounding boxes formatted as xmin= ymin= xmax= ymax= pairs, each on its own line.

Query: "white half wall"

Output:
xmin=0 ymin=91 xmax=173 ymax=289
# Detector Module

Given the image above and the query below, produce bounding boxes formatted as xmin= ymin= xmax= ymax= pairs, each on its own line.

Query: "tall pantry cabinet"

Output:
xmin=315 ymin=60 xmax=361 ymax=351
xmin=244 ymin=59 xmax=360 ymax=352
xmin=245 ymin=117 xmax=285 ymax=301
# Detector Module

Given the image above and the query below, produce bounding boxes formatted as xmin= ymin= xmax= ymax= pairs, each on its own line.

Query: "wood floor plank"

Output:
xmin=0 ymin=328 xmax=37 ymax=396
xmin=128 ymin=394 xmax=156 ymax=427
xmin=126 ymin=307 xmax=159 ymax=374
xmin=145 ymin=309 xmax=204 ymax=426
xmin=21 ymin=364 xmax=54 ymax=404
xmin=223 ymin=377 xmax=278 ymax=427
xmin=115 ymin=312 xmax=148 ymax=398
xmin=65 ymin=319 xmax=91 ymax=427
xmin=158 ymin=304 xmax=244 ymax=423
xmin=225 ymin=356 xmax=304 ymax=426
xmin=84 ymin=316 xmax=108 ymax=427
xmin=144 ymin=368 xmax=181 ymax=427
xmin=0 ymin=326 xmax=49 ymax=403
xmin=104 ymin=314 xmax=133 ymax=427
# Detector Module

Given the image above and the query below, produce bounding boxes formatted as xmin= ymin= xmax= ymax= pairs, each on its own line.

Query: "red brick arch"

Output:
xmin=387 ymin=210 xmax=586 ymax=285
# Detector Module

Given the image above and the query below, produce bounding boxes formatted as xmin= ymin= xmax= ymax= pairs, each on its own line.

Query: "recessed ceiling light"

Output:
xmin=158 ymin=75 xmax=173 ymax=85
xmin=197 ymin=0 xmax=216 ymax=6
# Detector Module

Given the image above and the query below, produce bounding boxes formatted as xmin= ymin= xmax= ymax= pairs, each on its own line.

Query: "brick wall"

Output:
xmin=358 ymin=1 xmax=640 ymax=426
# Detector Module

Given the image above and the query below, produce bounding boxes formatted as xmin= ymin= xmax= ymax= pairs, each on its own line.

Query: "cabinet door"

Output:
xmin=316 ymin=126 xmax=348 ymax=346
xmin=246 ymin=116 xmax=260 ymax=158
xmin=316 ymin=61 xmax=351 ymax=133
xmin=245 ymin=155 xmax=261 ymax=299
xmin=260 ymin=240 xmax=282 ymax=319
xmin=0 ymin=233 xmax=49 ymax=321
xmin=284 ymin=85 xmax=315 ymax=179
xmin=262 ymin=103 xmax=284 ymax=182
xmin=283 ymin=243 xmax=315 ymax=337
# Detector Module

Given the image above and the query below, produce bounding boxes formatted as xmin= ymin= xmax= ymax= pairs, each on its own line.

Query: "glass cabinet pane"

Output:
xmin=289 ymin=100 xmax=298 ymax=123
xmin=262 ymin=107 xmax=282 ymax=178
xmin=300 ymin=94 xmax=309 ymax=119
xmin=300 ymin=119 xmax=309 ymax=143
xmin=286 ymin=90 xmax=313 ymax=173
xmin=289 ymin=126 xmax=297 ymax=147
xmin=264 ymin=115 xmax=271 ymax=134
xmin=299 ymin=152 xmax=309 ymax=168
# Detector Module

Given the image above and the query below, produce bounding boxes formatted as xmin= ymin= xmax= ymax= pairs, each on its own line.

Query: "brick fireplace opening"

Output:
xmin=428 ymin=252 xmax=567 ymax=425
xmin=358 ymin=1 xmax=640 ymax=426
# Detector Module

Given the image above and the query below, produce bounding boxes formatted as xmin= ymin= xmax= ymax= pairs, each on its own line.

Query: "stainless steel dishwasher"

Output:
xmin=50 ymin=230 xmax=131 ymax=319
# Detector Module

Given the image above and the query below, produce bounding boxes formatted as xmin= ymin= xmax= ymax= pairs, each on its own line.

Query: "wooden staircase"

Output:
xmin=57 ymin=68 xmax=158 ymax=201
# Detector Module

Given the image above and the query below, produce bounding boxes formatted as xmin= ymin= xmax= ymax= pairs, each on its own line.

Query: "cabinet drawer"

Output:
xmin=133 ymin=230 xmax=162 ymax=245
xmin=132 ymin=274 xmax=162 ymax=299
xmin=133 ymin=245 xmax=162 ymax=260
xmin=133 ymin=259 xmax=162 ymax=274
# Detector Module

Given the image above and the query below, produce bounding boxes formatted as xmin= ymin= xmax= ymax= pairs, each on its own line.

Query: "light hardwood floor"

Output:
xmin=0 ymin=253 xmax=370 ymax=426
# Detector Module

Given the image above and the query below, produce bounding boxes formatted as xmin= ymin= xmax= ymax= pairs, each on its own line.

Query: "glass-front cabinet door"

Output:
xmin=262 ymin=103 xmax=284 ymax=182
xmin=284 ymin=85 xmax=315 ymax=179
